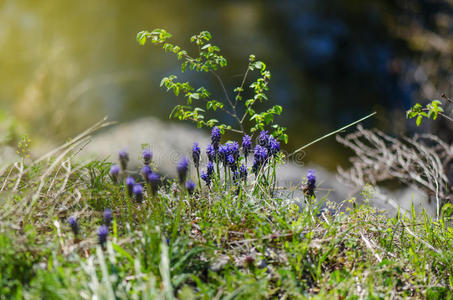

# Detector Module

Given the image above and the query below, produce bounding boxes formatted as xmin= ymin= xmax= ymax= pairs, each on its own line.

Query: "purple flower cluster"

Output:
xmin=126 ymin=177 xmax=135 ymax=196
xmin=211 ymin=127 xmax=221 ymax=151
xmin=68 ymin=216 xmax=79 ymax=236
xmin=142 ymin=149 xmax=152 ymax=165
xmin=142 ymin=165 xmax=151 ymax=181
xmin=177 ymin=157 xmax=189 ymax=184
xmin=252 ymin=145 xmax=269 ymax=174
xmin=119 ymin=149 xmax=129 ymax=170
xmin=186 ymin=180 xmax=196 ymax=194
xmin=192 ymin=142 xmax=201 ymax=169
xmin=103 ymin=208 xmax=112 ymax=226
xmin=133 ymin=183 xmax=143 ymax=203
xmin=304 ymin=169 xmax=316 ymax=196
xmin=200 ymin=161 xmax=215 ymax=187
xmin=239 ymin=164 xmax=248 ymax=180
xmin=194 ymin=129 xmax=280 ymax=185
xmin=148 ymin=172 xmax=160 ymax=195
xmin=206 ymin=144 xmax=216 ymax=162
xmin=109 ymin=165 xmax=120 ymax=183
xmin=242 ymin=135 xmax=252 ymax=160
xmin=98 ymin=225 xmax=109 ymax=247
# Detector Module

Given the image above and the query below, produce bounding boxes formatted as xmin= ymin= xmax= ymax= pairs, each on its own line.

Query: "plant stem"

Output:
xmin=288 ymin=112 xmax=377 ymax=157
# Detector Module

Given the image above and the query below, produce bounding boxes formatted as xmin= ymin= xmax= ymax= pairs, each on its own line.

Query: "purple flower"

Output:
xmin=252 ymin=160 xmax=260 ymax=174
xmin=269 ymin=136 xmax=280 ymax=156
xmin=201 ymin=171 xmax=211 ymax=186
xmin=148 ymin=172 xmax=160 ymax=195
xmin=186 ymin=180 xmax=196 ymax=195
xmin=254 ymin=145 xmax=268 ymax=164
xmin=240 ymin=164 xmax=248 ymax=180
xmin=206 ymin=144 xmax=216 ymax=162
xmin=103 ymin=208 xmax=112 ymax=226
xmin=118 ymin=149 xmax=129 ymax=170
xmin=110 ymin=165 xmax=120 ymax=183
xmin=218 ymin=144 xmax=229 ymax=166
xmin=68 ymin=216 xmax=79 ymax=236
xmin=126 ymin=177 xmax=135 ymax=196
xmin=206 ymin=161 xmax=214 ymax=176
xmin=228 ymin=141 xmax=240 ymax=160
xmin=304 ymin=169 xmax=316 ymax=196
xmin=98 ymin=225 xmax=109 ymax=247
xmin=142 ymin=165 xmax=151 ymax=181
xmin=242 ymin=135 xmax=252 ymax=159
xmin=211 ymin=127 xmax=221 ymax=151
xmin=143 ymin=149 xmax=152 ymax=165
xmin=227 ymin=154 xmax=236 ymax=171
xmin=192 ymin=142 xmax=201 ymax=169
xmin=133 ymin=183 xmax=143 ymax=203
xmin=177 ymin=157 xmax=189 ymax=184
xmin=258 ymin=130 xmax=270 ymax=148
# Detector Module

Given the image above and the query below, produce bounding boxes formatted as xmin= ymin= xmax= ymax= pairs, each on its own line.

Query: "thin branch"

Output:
xmin=234 ymin=62 xmax=251 ymax=108
xmin=288 ymin=112 xmax=377 ymax=157
xmin=439 ymin=112 xmax=453 ymax=123
xmin=210 ymin=70 xmax=245 ymax=133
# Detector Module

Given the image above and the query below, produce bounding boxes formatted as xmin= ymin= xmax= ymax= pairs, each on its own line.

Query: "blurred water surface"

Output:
xmin=1 ymin=0 xmax=452 ymax=168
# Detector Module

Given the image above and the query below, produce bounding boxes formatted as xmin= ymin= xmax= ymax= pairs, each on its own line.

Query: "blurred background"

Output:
xmin=1 ymin=0 xmax=453 ymax=169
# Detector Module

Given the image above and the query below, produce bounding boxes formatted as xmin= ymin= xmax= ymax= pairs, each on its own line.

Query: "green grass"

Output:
xmin=0 ymin=150 xmax=452 ymax=299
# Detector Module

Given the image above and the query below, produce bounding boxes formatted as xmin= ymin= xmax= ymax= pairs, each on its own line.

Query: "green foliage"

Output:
xmin=406 ymin=94 xmax=453 ymax=126
xmin=137 ymin=29 xmax=288 ymax=143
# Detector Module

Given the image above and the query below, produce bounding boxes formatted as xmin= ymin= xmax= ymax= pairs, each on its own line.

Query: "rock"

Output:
xmin=80 ymin=117 xmax=210 ymax=178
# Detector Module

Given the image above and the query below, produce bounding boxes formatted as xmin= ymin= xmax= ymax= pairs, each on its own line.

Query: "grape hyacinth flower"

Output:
xmin=254 ymin=145 xmax=269 ymax=165
xmin=211 ymin=126 xmax=221 ymax=151
xmin=269 ymin=136 xmax=280 ymax=157
xmin=98 ymin=225 xmax=109 ymax=248
xmin=192 ymin=142 xmax=201 ymax=169
xmin=304 ymin=169 xmax=316 ymax=197
xmin=110 ymin=165 xmax=120 ymax=183
xmin=206 ymin=161 xmax=214 ymax=176
xmin=258 ymin=130 xmax=270 ymax=148
xmin=177 ymin=157 xmax=189 ymax=184
xmin=186 ymin=180 xmax=196 ymax=195
xmin=142 ymin=149 xmax=152 ymax=165
xmin=133 ymin=183 xmax=144 ymax=203
xmin=103 ymin=208 xmax=112 ymax=227
xmin=229 ymin=141 xmax=240 ymax=160
xmin=118 ymin=149 xmax=129 ymax=170
xmin=201 ymin=171 xmax=211 ymax=187
xmin=206 ymin=144 xmax=216 ymax=162
xmin=148 ymin=172 xmax=160 ymax=195
xmin=218 ymin=144 xmax=229 ymax=166
xmin=252 ymin=145 xmax=268 ymax=174
xmin=242 ymin=135 xmax=252 ymax=162
xmin=68 ymin=216 xmax=79 ymax=236
xmin=125 ymin=177 xmax=135 ymax=196
xmin=240 ymin=164 xmax=248 ymax=180
xmin=227 ymin=154 xmax=236 ymax=172
xmin=142 ymin=165 xmax=151 ymax=182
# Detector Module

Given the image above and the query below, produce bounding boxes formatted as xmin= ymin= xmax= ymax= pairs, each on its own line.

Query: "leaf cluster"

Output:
xmin=137 ymin=29 xmax=287 ymax=142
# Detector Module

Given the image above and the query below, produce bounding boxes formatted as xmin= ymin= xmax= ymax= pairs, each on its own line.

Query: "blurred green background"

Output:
xmin=1 ymin=0 xmax=452 ymax=168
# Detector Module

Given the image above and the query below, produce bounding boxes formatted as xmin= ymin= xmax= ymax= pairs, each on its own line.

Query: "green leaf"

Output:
xmin=416 ymin=115 xmax=423 ymax=126
xmin=273 ymin=105 xmax=283 ymax=115
xmin=112 ymin=243 xmax=134 ymax=264
xmin=136 ymin=31 xmax=149 ymax=45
